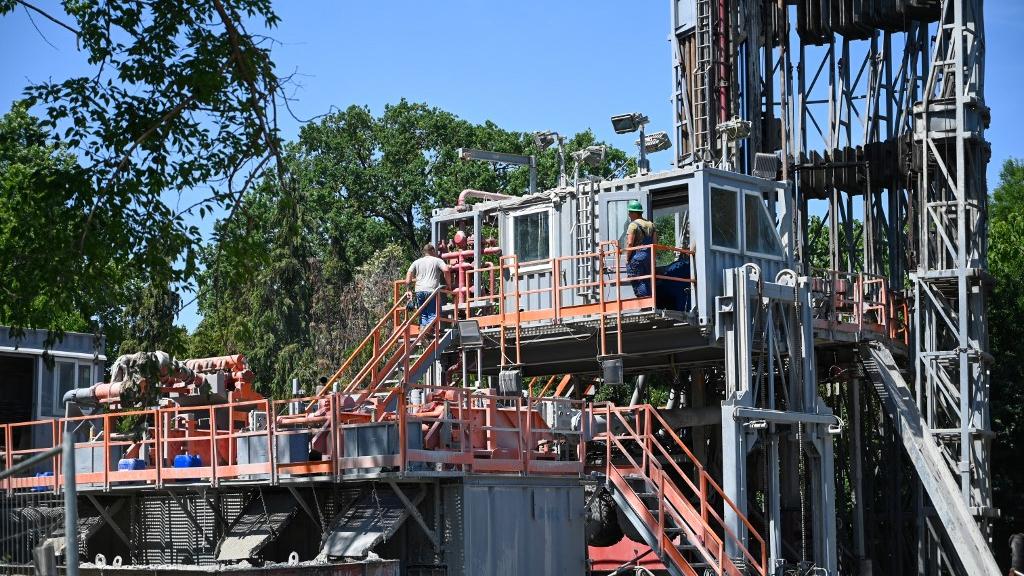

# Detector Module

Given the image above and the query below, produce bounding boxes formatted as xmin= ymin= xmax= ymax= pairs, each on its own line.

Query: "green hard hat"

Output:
xmin=627 ymin=200 xmax=644 ymax=212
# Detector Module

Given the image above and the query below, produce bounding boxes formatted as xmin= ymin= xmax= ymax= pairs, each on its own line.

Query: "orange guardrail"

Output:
xmin=810 ymin=269 xmax=906 ymax=344
xmin=0 ymin=385 xmax=589 ymax=494
xmin=602 ymin=403 xmax=767 ymax=576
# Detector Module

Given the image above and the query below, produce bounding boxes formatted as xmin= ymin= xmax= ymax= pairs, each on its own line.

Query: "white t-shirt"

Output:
xmin=408 ymin=256 xmax=448 ymax=292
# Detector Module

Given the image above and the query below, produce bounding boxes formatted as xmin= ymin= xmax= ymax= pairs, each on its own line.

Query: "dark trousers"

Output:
xmin=627 ymin=250 xmax=652 ymax=297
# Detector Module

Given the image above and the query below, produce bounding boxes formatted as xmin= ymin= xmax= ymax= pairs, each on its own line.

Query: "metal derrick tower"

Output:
xmin=671 ymin=0 xmax=996 ymax=573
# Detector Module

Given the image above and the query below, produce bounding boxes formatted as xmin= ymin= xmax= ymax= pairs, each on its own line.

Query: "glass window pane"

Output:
xmin=744 ymin=193 xmax=783 ymax=256
xmin=514 ymin=211 xmax=550 ymax=262
xmin=653 ymin=205 xmax=689 ymax=266
xmin=710 ymin=188 xmax=739 ymax=249
xmin=605 ymin=201 xmax=630 ymax=246
xmin=56 ymin=361 xmax=75 ymax=400
xmin=78 ymin=364 xmax=92 ymax=388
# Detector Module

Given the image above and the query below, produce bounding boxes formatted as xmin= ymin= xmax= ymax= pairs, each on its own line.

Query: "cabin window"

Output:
xmin=54 ymin=360 xmax=92 ymax=413
xmin=513 ymin=210 xmax=551 ymax=263
xmin=710 ymin=187 xmax=739 ymax=250
xmin=653 ymin=204 xmax=689 ymax=265
xmin=744 ymin=192 xmax=783 ymax=257
xmin=604 ymin=200 xmax=631 ymax=246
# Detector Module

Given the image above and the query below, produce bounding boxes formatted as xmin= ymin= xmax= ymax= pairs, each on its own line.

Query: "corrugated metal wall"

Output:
xmin=456 ymin=477 xmax=584 ymax=576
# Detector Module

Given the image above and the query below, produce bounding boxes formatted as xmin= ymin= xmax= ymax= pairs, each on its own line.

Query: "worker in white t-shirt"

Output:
xmin=405 ymin=243 xmax=451 ymax=326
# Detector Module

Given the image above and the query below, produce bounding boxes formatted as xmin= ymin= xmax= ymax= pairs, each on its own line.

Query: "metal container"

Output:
xmin=341 ymin=422 xmax=423 ymax=475
xmin=235 ymin=431 xmax=311 ymax=478
xmin=445 ymin=476 xmax=586 ymax=576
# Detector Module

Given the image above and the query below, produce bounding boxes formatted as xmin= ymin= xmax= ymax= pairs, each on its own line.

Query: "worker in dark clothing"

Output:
xmin=624 ymin=200 xmax=657 ymax=297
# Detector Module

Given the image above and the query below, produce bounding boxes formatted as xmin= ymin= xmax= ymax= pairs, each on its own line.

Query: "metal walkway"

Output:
xmin=859 ymin=342 xmax=999 ymax=575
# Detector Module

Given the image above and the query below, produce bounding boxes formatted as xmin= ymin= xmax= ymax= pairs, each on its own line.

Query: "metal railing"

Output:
xmin=809 ymin=269 xmax=908 ymax=345
xmin=395 ymin=242 xmax=696 ymax=362
xmin=0 ymin=385 xmax=589 ymax=493
xmin=602 ymin=403 xmax=767 ymax=576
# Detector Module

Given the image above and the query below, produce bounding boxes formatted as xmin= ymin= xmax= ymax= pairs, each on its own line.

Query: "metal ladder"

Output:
xmin=692 ymin=0 xmax=713 ymax=163
xmin=573 ymin=179 xmax=597 ymax=300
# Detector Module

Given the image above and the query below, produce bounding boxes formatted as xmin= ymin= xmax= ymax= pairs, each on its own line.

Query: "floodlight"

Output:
xmin=610 ymin=112 xmax=649 ymax=134
xmin=752 ymin=152 xmax=781 ymax=180
xmin=715 ymin=116 xmax=752 ymax=141
xmin=714 ymin=116 xmax=752 ymax=170
xmin=533 ymin=131 xmax=558 ymax=150
xmin=571 ymin=145 xmax=606 ymax=168
xmin=636 ymin=131 xmax=672 ymax=154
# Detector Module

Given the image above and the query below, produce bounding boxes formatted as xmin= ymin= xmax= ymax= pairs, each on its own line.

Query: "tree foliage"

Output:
xmin=0 ymin=0 xmax=284 ymax=345
xmin=0 ymin=103 xmax=122 ymax=342
xmin=192 ymin=101 xmax=629 ymax=396
xmin=989 ymin=159 xmax=1024 ymax=554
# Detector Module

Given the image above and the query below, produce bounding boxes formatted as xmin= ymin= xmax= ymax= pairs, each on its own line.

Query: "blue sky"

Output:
xmin=2 ymin=1 xmax=1022 ymax=330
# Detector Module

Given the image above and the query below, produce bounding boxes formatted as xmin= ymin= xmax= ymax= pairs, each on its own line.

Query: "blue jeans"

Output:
xmin=415 ymin=291 xmax=444 ymax=326
xmin=626 ymin=251 xmax=652 ymax=297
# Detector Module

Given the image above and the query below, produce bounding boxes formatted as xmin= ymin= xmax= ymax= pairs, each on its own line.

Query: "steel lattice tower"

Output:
xmin=671 ymin=0 xmax=996 ymax=573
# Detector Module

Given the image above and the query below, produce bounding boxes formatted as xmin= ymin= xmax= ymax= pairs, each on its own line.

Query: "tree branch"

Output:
xmin=14 ymin=0 xmax=79 ymax=36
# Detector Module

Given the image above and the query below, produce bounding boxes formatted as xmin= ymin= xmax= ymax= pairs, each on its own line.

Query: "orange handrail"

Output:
xmin=306 ymin=292 xmax=415 ymax=411
xmin=602 ymin=403 xmax=767 ymax=576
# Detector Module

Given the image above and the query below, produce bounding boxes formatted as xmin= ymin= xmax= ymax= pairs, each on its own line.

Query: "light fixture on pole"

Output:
xmin=610 ymin=112 xmax=652 ymax=175
xmin=715 ymin=116 xmax=751 ymax=171
xmin=571 ymin=145 xmax=606 ymax=187
xmin=636 ymin=131 xmax=672 ymax=154
xmin=534 ymin=130 xmax=567 ymax=188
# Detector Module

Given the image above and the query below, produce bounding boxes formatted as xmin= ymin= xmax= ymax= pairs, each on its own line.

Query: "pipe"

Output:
xmin=63 ymin=430 xmax=80 ymax=576
xmin=442 ymin=247 xmax=502 ymax=260
xmin=185 ymin=354 xmax=247 ymax=373
xmin=456 ymin=189 xmax=515 ymax=209
xmin=629 ymin=375 xmax=647 ymax=406
xmin=63 ymin=381 xmax=125 ymax=406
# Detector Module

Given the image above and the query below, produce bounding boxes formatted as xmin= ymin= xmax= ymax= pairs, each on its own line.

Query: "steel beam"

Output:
xmin=83 ymin=496 xmax=129 ymax=547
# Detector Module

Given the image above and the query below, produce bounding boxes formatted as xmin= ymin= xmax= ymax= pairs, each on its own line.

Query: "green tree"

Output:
xmin=299 ymin=100 xmax=630 ymax=256
xmin=0 ymin=103 xmax=123 ymax=343
xmin=0 ymin=0 xmax=285 ymax=346
xmin=118 ymin=282 xmax=188 ymax=358
xmin=989 ymin=159 xmax=1024 ymax=558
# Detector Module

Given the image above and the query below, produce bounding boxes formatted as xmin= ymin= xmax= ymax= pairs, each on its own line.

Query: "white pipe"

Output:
xmin=456 ymin=189 xmax=515 ymax=209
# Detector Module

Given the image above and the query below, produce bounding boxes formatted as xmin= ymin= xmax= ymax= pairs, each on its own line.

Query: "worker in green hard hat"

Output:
xmin=624 ymin=200 xmax=656 ymax=297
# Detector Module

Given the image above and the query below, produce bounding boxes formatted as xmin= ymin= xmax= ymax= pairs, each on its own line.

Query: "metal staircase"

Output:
xmin=601 ymin=404 xmax=766 ymax=576
xmin=859 ymin=341 xmax=1000 ymax=575
xmin=308 ymin=288 xmax=456 ymax=409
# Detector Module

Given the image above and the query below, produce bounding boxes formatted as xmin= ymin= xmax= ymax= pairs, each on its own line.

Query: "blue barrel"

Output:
xmin=31 ymin=471 xmax=53 ymax=492
xmin=117 ymin=458 xmax=146 ymax=471
xmin=172 ymin=453 xmax=202 ymax=468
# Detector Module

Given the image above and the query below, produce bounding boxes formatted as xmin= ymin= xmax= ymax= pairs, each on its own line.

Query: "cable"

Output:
xmin=798 ymin=421 xmax=807 ymax=563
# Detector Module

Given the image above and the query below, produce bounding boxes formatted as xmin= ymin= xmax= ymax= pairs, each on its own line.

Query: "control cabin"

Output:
xmin=429 ymin=166 xmax=795 ymax=376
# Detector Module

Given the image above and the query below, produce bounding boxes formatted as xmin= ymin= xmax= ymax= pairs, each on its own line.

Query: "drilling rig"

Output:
xmin=0 ymin=1 xmax=996 ymax=575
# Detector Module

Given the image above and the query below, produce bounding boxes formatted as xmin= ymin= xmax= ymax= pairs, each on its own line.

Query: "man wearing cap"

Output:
xmin=405 ymin=243 xmax=451 ymax=327
xmin=624 ymin=200 xmax=657 ymax=297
